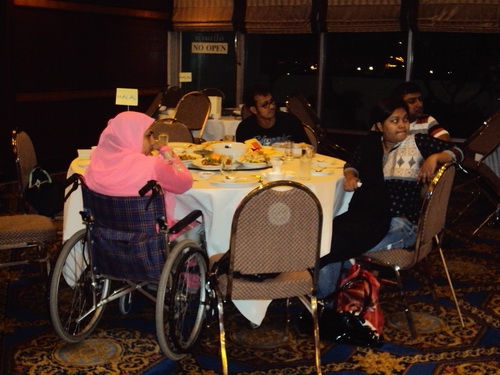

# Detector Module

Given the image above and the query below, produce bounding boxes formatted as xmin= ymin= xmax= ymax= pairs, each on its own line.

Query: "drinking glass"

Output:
xmin=283 ymin=141 xmax=294 ymax=161
xmin=220 ymin=154 xmax=236 ymax=180
xmin=270 ymin=156 xmax=284 ymax=172
xmin=158 ymin=133 xmax=169 ymax=145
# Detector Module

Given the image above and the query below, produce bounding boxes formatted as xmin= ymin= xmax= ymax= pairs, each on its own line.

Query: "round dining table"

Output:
xmin=62 ymin=151 xmax=352 ymax=325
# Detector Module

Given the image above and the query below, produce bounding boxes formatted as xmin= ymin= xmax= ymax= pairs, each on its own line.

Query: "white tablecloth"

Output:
xmin=197 ymin=116 xmax=241 ymax=141
xmin=62 ymin=153 xmax=352 ymax=325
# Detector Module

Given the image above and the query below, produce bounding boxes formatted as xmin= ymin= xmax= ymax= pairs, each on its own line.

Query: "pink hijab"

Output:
xmin=85 ymin=111 xmax=158 ymax=196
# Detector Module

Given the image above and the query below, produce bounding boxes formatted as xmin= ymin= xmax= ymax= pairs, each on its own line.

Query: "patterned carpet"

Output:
xmin=1 ymin=182 xmax=499 ymax=374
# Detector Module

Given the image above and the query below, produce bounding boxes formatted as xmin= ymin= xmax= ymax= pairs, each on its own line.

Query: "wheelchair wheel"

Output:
xmin=155 ymin=239 xmax=208 ymax=360
xmin=119 ymin=292 xmax=133 ymax=315
xmin=49 ymin=229 xmax=110 ymax=343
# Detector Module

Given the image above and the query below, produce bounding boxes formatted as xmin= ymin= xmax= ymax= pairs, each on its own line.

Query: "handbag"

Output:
xmin=318 ymin=263 xmax=384 ymax=347
xmin=25 ymin=167 xmax=64 ymax=217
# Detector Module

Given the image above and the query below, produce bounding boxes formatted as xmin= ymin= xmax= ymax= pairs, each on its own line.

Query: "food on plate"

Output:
xmin=178 ymin=153 xmax=199 ymax=161
xmin=201 ymin=153 xmax=222 ymax=165
xmin=237 ymin=148 xmax=272 ymax=164
xmin=244 ymin=138 xmax=263 ymax=151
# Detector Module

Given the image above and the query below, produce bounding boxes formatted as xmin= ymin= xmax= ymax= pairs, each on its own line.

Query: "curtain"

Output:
xmin=168 ymin=0 xmax=500 ymax=34
xmin=243 ymin=0 xmax=313 ymax=34
xmin=416 ymin=0 xmax=500 ymax=33
xmin=322 ymin=0 xmax=403 ymax=33
xmin=171 ymin=0 xmax=234 ymax=31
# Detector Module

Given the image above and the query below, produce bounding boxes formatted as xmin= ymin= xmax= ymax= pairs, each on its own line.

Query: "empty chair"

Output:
xmin=0 ymin=214 xmax=56 ymax=276
xmin=286 ymin=92 xmax=351 ymax=160
xmin=12 ymin=129 xmax=38 ymax=213
xmin=150 ymin=119 xmax=194 ymax=143
xmin=162 ymin=86 xmax=184 ymax=109
xmin=303 ymin=122 xmax=319 ymax=152
xmin=201 ymin=87 xmax=225 ymax=102
xmin=145 ymin=89 xmax=166 ymax=118
xmin=241 ymin=104 xmax=252 ymax=120
xmin=357 ymin=163 xmax=464 ymax=338
xmin=453 ymin=111 xmax=500 ymax=234
xmin=473 ymin=159 xmax=500 ymax=233
xmin=209 ymin=180 xmax=323 ymax=375
xmin=286 ymin=92 xmax=321 ymax=129
xmin=174 ymin=91 xmax=211 ymax=143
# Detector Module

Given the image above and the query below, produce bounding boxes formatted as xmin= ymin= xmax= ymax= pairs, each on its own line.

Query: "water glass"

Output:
xmin=158 ymin=133 xmax=169 ymax=145
xmin=220 ymin=154 xmax=236 ymax=180
xmin=270 ymin=156 xmax=284 ymax=172
xmin=283 ymin=141 xmax=294 ymax=161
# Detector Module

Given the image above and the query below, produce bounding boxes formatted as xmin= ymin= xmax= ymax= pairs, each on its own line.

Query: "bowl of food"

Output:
xmin=211 ymin=142 xmax=248 ymax=159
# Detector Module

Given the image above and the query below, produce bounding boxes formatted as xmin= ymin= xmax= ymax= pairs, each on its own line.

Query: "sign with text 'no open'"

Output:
xmin=191 ymin=42 xmax=228 ymax=54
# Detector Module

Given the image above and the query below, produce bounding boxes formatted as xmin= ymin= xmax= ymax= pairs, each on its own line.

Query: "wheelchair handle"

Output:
xmin=64 ymin=173 xmax=82 ymax=202
xmin=139 ymin=180 xmax=158 ymax=197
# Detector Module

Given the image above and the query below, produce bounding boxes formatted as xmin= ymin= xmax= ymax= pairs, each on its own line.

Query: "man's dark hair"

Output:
xmin=244 ymin=84 xmax=271 ymax=108
xmin=390 ymin=81 xmax=422 ymax=100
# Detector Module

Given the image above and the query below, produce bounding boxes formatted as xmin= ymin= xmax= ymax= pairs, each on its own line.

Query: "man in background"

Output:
xmin=390 ymin=81 xmax=451 ymax=141
xmin=236 ymin=84 xmax=309 ymax=145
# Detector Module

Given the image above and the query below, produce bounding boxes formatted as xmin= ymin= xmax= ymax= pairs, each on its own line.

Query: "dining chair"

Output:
xmin=12 ymin=129 xmax=38 ymax=214
xmin=303 ymin=122 xmax=319 ymax=152
xmin=209 ymin=180 xmax=323 ymax=375
xmin=285 ymin=92 xmax=351 ymax=160
xmin=150 ymin=119 xmax=194 ymax=143
xmin=162 ymin=86 xmax=184 ymax=109
xmin=286 ymin=92 xmax=321 ymax=129
xmin=145 ymin=89 xmax=166 ymax=118
xmin=173 ymin=91 xmax=211 ymax=143
xmin=452 ymin=110 xmax=500 ymax=234
xmin=0 ymin=213 xmax=56 ymax=276
xmin=357 ymin=163 xmax=464 ymax=338
xmin=241 ymin=104 xmax=252 ymax=120
xmin=201 ymin=87 xmax=225 ymax=102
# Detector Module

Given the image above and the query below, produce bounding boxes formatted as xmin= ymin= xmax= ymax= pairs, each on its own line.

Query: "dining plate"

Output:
xmin=178 ymin=153 xmax=201 ymax=165
xmin=262 ymin=172 xmax=295 ymax=180
xmin=169 ymin=142 xmax=195 ymax=149
xmin=191 ymin=159 xmax=221 ymax=170
xmin=241 ymin=162 xmax=270 ymax=169
xmin=313 ymin=160 xmax=335 ymax=167
xmin=311 ymin=171 xmax=334 ymax=176
xmin=210 ymin=175 xmax=260 ymax=188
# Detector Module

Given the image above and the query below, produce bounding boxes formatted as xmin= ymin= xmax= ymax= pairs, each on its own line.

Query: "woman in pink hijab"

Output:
xmin=85 ymin=111 xmax=193 ymax=227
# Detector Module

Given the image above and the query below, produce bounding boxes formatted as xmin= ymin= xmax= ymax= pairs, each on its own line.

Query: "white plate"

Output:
xmin=210 ymin=175 xmax=260 ymax=188
xmin=262 ymin=172 xmax=295 ymax=180
xmin=311 ymin=171 xmax=334 ymax=176
xmin=313 ymin=161 xmax=335 ymax=167
xmin=191 ymin=159 xmax=221 ymax=170
xmin=169 ymin=142 xmax=195 ymax=149
xmin=241 ymin=162 xmax=270 ymax=169
xmin=197 ymin=171 xmax=215 ymax=179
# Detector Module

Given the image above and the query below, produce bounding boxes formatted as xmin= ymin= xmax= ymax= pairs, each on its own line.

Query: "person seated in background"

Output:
xmin=390 ymin=81 xmax=452 ymax=141
xmin=85 ymin=111 xmax=193 ymax=228
xmin=317 ymin=97 xmax=463 ymax=299
xmin=235 ymin=84 xmax=310 ymax=145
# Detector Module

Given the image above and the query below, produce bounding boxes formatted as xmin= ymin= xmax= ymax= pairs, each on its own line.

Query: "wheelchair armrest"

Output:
xmin=169 ymin=209 xmax=203 ymax=234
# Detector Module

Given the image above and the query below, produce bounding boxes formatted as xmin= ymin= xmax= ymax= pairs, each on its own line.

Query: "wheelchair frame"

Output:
xmin=49 ymin=174 xmax=209 ymax=360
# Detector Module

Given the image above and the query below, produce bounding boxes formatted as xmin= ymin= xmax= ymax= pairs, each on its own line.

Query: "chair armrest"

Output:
xmin=169 ymin=209 xmax=203 ymax=234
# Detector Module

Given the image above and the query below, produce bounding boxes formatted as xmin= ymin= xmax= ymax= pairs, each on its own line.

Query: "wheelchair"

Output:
xmin=49 ymin=174 xmax=209 ymax=360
